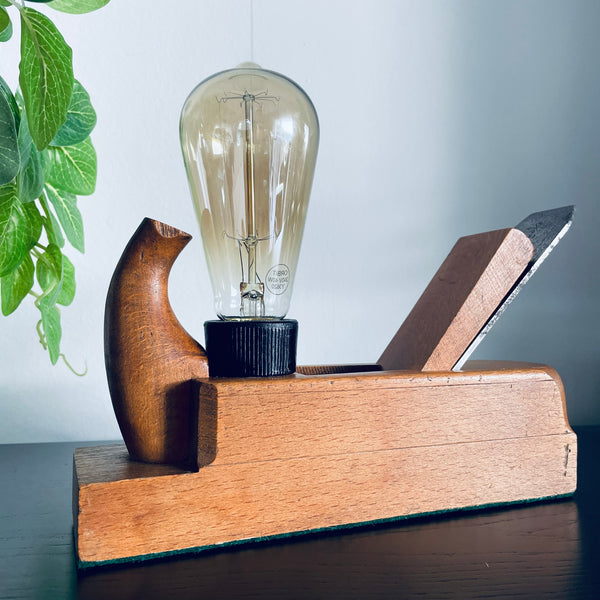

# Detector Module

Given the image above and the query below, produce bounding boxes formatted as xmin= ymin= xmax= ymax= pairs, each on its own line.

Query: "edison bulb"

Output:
xmin=180 ymin=63 xmax=319 ymax=321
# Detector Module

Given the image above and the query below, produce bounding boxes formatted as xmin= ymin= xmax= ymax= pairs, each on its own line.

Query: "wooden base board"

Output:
xmin=74 ymin=362 xmax=577 ymax=567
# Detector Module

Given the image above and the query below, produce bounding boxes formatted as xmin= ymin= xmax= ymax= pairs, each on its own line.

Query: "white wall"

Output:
xmin=1 ymin=0 xmax=599 ymax=443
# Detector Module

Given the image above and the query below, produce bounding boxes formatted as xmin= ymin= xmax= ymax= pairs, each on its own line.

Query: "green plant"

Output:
xmin=0 ymin=0 xmax=110 ymax=368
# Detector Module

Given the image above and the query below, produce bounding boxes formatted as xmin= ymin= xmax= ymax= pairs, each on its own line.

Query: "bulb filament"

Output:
xmin=218 ymin=88 xmax=279 ymax=317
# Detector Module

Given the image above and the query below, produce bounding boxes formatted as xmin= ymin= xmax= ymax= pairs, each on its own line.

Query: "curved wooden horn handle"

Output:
xmin=105 ymin=218 xmax=209 ymax=466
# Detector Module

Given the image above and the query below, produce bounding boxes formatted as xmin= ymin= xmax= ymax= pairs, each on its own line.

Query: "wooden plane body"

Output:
xmin=74 ymin=361 xmax=576 ymax=567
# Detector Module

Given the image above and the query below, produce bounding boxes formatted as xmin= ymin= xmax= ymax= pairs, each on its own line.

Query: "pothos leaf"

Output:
xmin=19 ymin=7 xmax=74 ymax=150
xmin=56 ymin=253 xmax=75 ymax=306
xmin=36 ymin=242 xmax=65 ymax=365
xmin=48 ymin=0 xmax=111 ymax=15
xmin=17 ymin=110 xmax=45 ymax=202
xmin=0 ymin=6 xmax=12 ymax=42
xmin=0 ymin=77 xmax=20 ymax=186
xmin=0 ymin=18 xmax=11 ymax=43
xmin=0 ymin=183 xmax=35 ymax=277
xmin=51 ymin=79 xmax=97 ymax=147
xmin=36 ymin=242 xmax=62 ymax=303
xmin=0 ymin=76 xmax=19 ymax=131
xmin=39 ymin=298 xmax=61 ymax=364
xmin=44 ymin=137 xmax=97 ymax=195
xmin=22 ymin=200 xmax=43 ymax=245
xmin=44 ymin=203 xmax=66 ymax=249
xmin=44 ymin=184 xmax=84 ymax=252
xmin=1 ymin=253 xmax=34 ymax=316
xmin=0 ymin=75 xmax=19 ymax=133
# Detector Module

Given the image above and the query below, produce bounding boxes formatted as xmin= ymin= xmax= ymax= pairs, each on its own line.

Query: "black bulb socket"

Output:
xmin=204 ymin=319 xmax=298 ymax=378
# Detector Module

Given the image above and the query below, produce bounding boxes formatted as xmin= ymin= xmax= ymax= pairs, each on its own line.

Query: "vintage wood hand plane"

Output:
xmin=73 ymin=207 xmax=577 ymax=567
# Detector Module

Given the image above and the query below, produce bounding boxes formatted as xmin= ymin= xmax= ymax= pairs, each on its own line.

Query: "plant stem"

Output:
xmin=35 ymin=318 xmax=46 ymax=348
xmin=31 ymin=245 xmax=56 ymax=279
xmin=60 ymin=354 xmax=88 ymax=377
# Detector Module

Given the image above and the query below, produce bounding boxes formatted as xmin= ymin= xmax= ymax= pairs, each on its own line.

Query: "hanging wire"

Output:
xmin=250 ymin=0 xmax=255 ymax=62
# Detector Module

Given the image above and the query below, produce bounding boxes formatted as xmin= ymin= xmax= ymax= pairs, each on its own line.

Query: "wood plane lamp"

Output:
xmin=73 ymin=64 xmax=577 ymax=568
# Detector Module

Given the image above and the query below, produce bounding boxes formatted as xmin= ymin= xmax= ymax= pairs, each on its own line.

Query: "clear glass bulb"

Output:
xmin=180 ymin=63 xmax=319 ymax=320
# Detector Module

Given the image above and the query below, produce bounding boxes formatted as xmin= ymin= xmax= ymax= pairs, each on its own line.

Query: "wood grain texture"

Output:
xmin=74 ymin=362 xmax=577 ymax=565
xmin=75 ymin=436 xmax=576 ymax=565
xmin=202 ymin=362 xmax=571 ymax=466
xmin=104 ymin=218 xmax=209 ymax=468
xmin=454 ymin=207 xmax=574 ymax=370
xmin=378 ymin=227 xmax=534 ymax=372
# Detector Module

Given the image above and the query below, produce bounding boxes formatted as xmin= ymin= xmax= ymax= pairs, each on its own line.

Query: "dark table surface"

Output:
xmin=1 ymin=426 xmax=599 ymax=600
